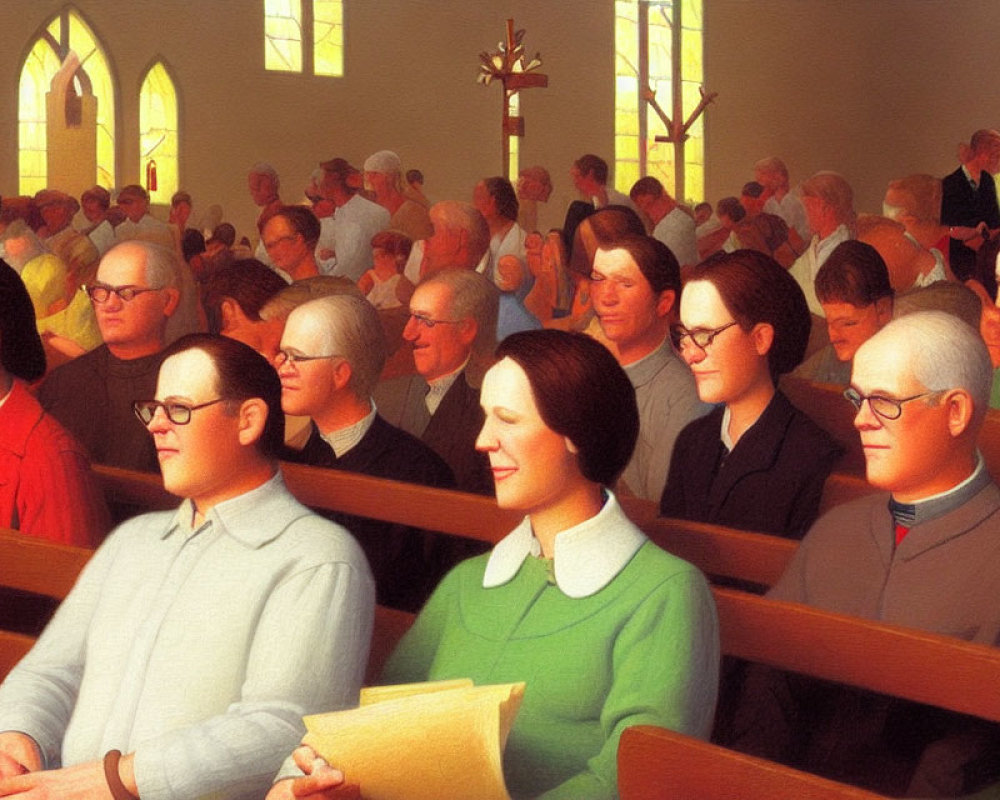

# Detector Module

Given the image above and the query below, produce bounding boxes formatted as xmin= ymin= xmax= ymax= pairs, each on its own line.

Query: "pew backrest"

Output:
xmin=617 ymin=725 xmax=889 ymax=800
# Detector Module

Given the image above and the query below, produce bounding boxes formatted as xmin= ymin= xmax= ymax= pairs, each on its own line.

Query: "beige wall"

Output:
xmin=2 ymin=0 xmax=999 ymax=240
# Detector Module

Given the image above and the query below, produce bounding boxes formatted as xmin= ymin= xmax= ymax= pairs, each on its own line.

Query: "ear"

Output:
xmin=219 ymin=298 xmax=239 ymax=332
xmin=236 ymin=398 xmax=269 ymax=448
xmin=655 ymin=288 xmax=676 ymax=318
xmin=457 ymin=317 xmax=478 ymax=347
xmin=331 ymin=358 xmax=353 ymax=392
xmin=874 ymin=296 xmax=893 ymax=326
xmin=751 ymin=322 xmax=775 ymax=357
xmin=943 ymin=389 xmax=975 ymax=439
xmin=161 ymin=287 xmax=181 ymax=319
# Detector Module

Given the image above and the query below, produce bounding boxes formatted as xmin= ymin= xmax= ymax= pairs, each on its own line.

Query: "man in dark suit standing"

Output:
xmin=941 ymin=128 xmax=1000 ymax=281
xmin=375 ymin=269 xmax=498 ymax=497
xmin=278 ymin=294 xmax=458 ymax=610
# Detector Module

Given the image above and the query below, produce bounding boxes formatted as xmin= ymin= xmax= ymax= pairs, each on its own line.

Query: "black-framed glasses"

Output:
xmin=82 ymin=283 xmax=163 ymax=303
xmin=843 ymin=387 xmax=941 ymax=421
xmin=407 ymin=312 xmax=462 ymax=329
xmin=670 ymin=321 xmax=739 ymax=353
xmin=133 ymin=399 xmax=224 ymax=426
xmin=274 ymin=350 xmax=342 ymax=369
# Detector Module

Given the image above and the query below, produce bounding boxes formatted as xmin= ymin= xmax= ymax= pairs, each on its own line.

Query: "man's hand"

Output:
xmin=0 ymin=759 xmax=110 ymax=798
xmin=0 ymin=734 xmax=41 ymax=780
xmin=264 ymin=746 xmax=360 ymax=800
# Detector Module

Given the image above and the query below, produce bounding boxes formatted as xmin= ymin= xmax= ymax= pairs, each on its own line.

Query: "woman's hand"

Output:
xmin=264 ymin=746 xmax=360 ymax=800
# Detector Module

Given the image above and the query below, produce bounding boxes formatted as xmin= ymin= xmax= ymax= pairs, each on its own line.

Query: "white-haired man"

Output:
xmin=279 ymin=294 xmax=455 ymax=608
xmin=38 ymin=241 xmax=182 ymax=471
xmin=363 ymin=150 xmax=432 ymax=242
xmin=731 ymin=311 xmax=1000 ymax=796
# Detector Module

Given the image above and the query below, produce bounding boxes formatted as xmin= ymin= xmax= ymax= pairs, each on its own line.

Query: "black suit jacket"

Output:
xmin=660 ymin=392 xmax=842 ymax=539
xmin=421 ymin=373 xmax=493 ymax=496
xmin=285 ymin=415 xmax=470 ymax=610
xmin=941 ymin=166 xmax=1000 ymax=281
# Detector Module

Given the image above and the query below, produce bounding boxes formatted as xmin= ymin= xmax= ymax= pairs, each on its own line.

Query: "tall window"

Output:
xmin=265 ymin=0 xmax=344 ymax=76
xmin=18 ymin=8 xmax=116 ymax=194
xmin=507 ymin=92 xmax=520 ymax=183
xmin=139 ymin=62 xmax=179 ymax=204
xmin=615 ymin=0 xmax=704 ymax=203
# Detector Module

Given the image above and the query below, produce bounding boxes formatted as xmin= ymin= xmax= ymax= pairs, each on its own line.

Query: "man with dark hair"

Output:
xmin=38 ymin=240 xmax=182 ymax=471
xmin=473 ymin=177 xmax=529 ymax=294
xmin=591 ymin=234 xmax=709 ymax=500
xmin=318 ymin=157 xmax=390 ymax=282
xmin=262 ymin=205 xmax=322 ymax=281
xmin=629 ymin=176 xmax=698 ymax=268
xmin=796 ymin=240 xmax=894 ymax=384
xmin=0 ymin=333 xmax=374 ymax=800
xmin=941 ymin=129 xmax=1000 ymax=281
xmin=200 ymin=258 xmax=288 ymax=361
xmin=0 ymin=261 xmax=108 ymax=546
xmin=570 ymin=153 xmax=638 ymax=217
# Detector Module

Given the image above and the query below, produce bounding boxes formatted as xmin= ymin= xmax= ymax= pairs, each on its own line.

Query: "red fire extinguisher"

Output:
xmin=146 ymin=159 xmax=157 ymax=192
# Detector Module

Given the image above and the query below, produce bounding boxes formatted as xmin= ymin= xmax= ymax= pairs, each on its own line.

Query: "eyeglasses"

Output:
xmin=133 ymin=399 xmax=224 ymax=426
xmin=670 ymin=321 xmax=739 ymax=353
xmin=263 ymin=233 xmax=301 ymax=250
xmin=82 ymin=284 xmax=163 ymax=303
xmin=275 ymin=350 xmax=342 ymax=369
xmin=843 ymin=387 xmax=942 ymax=421
xmin=407 ymin=312 xmax=462 ymax=329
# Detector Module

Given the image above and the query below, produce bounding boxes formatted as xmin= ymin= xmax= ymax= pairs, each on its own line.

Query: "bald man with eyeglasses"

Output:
xmin=726 ymin=311 xmax=1000 ymax=796
xmin=0 ymin=333 xmax=374 ymax=800
xmin=37 ymin=240 xmax=182 ymax=471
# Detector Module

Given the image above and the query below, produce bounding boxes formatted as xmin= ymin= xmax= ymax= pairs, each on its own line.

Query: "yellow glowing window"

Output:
xmin=18 ymin=9 xmax=116 ymax=195
xmin=614 ymin=0 xmax=704 ymax=203
xmin=313 ymin=0 xmax=344 ymax=76
xmin=265 ymin=0 xmax=303 ymax=72
xmin=507 ymin=92 xmax=520 ymax=183
xmin=265 ymin=1 xmax=343 ymax=76
xmin=139 ymin=62 xmax=179 ymax=205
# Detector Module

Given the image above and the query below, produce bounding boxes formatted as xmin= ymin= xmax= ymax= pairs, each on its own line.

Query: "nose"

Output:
xmin=403 ymin=315 xmax=420 ymax=341
xmin=100 ymin=290 xmax=124 ymax=312
xmin=146 ymin=405 xmax=172 ymax=434
xmin=853 ymin=397 xmax=881 ymax=431
xmin=594 ymin=282 xmax=616 ymax=308
xmin=681 ymin=341 xmax=705 ymax=366
xmin=475 ymin=417 xmax=498 ymax=452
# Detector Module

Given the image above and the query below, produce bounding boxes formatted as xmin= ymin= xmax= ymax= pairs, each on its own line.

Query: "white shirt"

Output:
xmin=329 ymin=194 xmax=391 ymax=282
xmin=319 ymin=401 xmax=377 ymax=457
xmin=764 ymin=191 xmax=811 ymax=242
xmin=789 ymin=224 xmax=851 ymax=316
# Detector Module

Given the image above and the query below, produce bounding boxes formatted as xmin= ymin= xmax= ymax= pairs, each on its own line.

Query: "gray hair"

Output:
xmin=250 ymin=162 xmax=280 ymax=191
xmin=98 ymin=240 xmax=180 ymax=289
xmin=288 ymin=295 xmax=386 ymax=399
xmin=863 ymin=310 xmax=992 ymax=429
xmin=429 ymin=201 xmax=490 ymax=268
xmin=419 ymin=268 xmax=498 ymax=361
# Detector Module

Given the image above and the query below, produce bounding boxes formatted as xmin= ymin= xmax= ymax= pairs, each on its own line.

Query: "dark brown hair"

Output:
xmin=688 ymin=250 xmax=810 ymax=379
xmin=496 ymin=329 xmax=638 ymax=486
xmin=161 ymin=333 xmax=284 ymax=459
xmin=815 ymin=240 xmax=893 ymax=307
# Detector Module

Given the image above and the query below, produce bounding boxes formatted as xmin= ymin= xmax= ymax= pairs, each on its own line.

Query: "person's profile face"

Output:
xmin=248 ymin=173 xmax=276 ymax=206
xmin=276 ymin=308 xmax=340 ymax=419
xmin=403 ymin=283 xmax=471 ymax=381
xmin=476 ymin=356 xmax=580 ymax=514
xmin=850 ymin=338 xmax=953 ymax=502
xmin=146 ymin=348 xmax=240 ymax=506
xmin=39 ymin=202 xmax=73 ymax=234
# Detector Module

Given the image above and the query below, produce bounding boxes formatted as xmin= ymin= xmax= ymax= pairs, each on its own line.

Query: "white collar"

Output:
xmin=319 ymin=400 xmax=377 ymax=457
xmin=482 ymin=492 xmax=647 ymax=598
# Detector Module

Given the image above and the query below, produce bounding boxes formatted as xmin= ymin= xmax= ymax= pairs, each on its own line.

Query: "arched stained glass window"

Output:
xmin=18 ymin=8 xmax=116 ymax=195
xmin=265 ymin=0 xmax=343 ymax=76
xmin=615 ymin=0 xmax=704 ymax=203
xmin=139 ymin=62 xmax=179 ymax=205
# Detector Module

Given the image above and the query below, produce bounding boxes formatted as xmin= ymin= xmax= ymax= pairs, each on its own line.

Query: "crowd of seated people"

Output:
xmin=1 ymin=131 xmax=1000 ymax=798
